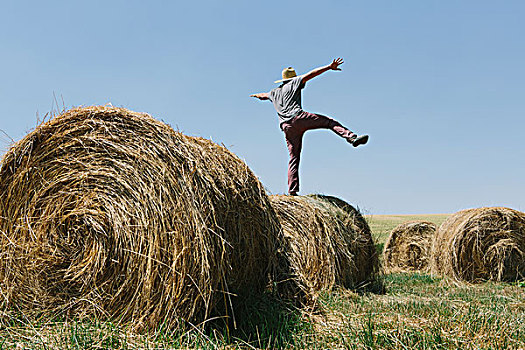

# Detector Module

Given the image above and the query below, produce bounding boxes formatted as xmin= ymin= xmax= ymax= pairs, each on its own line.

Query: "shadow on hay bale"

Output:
xmin=0 ymin=106 xmax=280 ymax=330
xmin=430 ymin=207 xmax=525 ymax=282
xmin=268 ymin=195 xmax=379 ymax=302
xmin=383 ymin=221 xmax=436 ymax=273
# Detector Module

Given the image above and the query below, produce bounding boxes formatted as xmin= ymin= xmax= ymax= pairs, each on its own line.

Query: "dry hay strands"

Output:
xmin=308 ymin=194 xmax=379 ymax=285
xmin=382 ymin=221 xmax=436 ymax=273
xmin=269 ymin=195 xmax=378 ymax=302
xmin=430 ymin=207 xmax=525 ymax=282
xmin=0 ymin=106 xmax=280 ymax=330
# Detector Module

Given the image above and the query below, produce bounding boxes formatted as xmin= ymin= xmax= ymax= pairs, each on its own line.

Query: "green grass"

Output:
xmin=2 ymin=213 xmax=524 ymax=349
xmin=312 ymin=274 xmax=525 ymax=349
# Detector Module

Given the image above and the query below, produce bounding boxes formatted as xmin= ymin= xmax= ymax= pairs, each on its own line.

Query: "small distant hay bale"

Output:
xmin=269 ymin=195 xmax=378 ymax=301
xmin=382 ymin=221 xmax=436 ymax=273
xmin=430 ymin=207 xmax=525 ymax=282
xmin=0 ymin=106 xmax=280 ymax=329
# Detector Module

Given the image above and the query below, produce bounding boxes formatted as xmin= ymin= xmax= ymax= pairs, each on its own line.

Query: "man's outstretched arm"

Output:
xmin=301 ymin=58 xmax=344 ymax=84
xmin=250 ymin=92 xmax=270 ymax=100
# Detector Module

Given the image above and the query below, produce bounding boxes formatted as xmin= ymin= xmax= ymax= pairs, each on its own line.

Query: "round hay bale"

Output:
xmin=430 ymin=207 xmax=525 ymax=282
xmin=268 ymin=195 xmax=378 ymax=301
xmin=308 ymin=194 xmax=379 ymax=284
xmin=0 ymin=106 xmax=280 ymax=329
xmin=383 ymin=221 xmax=436 ymax=273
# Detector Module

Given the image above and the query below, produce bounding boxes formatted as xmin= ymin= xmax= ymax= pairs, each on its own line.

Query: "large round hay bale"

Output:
xmin=268 ymin=195 xmax=378 ymax=301
xmin=383 ymin=221 xmax=436 ymax=273
xmin=308 ymin=194 xmax=379 ymax=284
xmin=0 ymin=106 xmax=280 ymax=329
xmin=430 ymin=207 xmax=525 ymax=282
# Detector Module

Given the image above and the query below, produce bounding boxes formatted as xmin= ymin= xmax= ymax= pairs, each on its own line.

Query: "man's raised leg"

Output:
xmin=293 ymin=111 xmax=368 ymax=146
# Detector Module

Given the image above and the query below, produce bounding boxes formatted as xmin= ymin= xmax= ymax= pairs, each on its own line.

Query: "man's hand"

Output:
xmin=329 ymin=57 xmax=344 ymax=71
xmin=302 ymin=57 xmax=345 ymax=83
xmin=250 ymin=93 xmax=270 ymax=100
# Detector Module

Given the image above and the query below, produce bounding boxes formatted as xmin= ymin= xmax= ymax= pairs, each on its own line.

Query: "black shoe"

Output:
xmin=349 ymin=134 xmax=369 ymax=147
xmin=289 ymin=191 xmax=298 ymax=196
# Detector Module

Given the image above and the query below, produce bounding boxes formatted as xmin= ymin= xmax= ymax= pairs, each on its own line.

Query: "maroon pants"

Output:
xmin=281 ymin=111 xmax=355 ymax=194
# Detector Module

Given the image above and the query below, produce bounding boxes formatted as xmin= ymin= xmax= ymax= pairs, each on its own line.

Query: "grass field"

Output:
xmin=2 ymin=213 xmax=525 ymax=349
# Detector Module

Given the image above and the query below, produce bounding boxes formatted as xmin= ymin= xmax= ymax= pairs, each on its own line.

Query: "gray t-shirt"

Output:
xmin=268 ymin=75 xmax=305 ymax=125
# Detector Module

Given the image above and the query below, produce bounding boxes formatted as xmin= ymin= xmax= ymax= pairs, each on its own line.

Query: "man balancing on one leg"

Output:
xmin=250 ymin=57 xmax=369 ymax=196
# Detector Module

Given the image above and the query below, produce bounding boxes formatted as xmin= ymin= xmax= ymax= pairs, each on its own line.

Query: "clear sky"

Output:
xmin=1 ymin=0 xmax=523 ymax=214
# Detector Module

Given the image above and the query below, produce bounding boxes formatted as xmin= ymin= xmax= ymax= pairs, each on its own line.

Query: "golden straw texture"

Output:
xmin=309 ymin=194 xmax=379 ymax=285
xmin=0 ymin=106 xmax=280 ymax=329
xmin=383 ymin=221 xmax=436 ymax=273
xmin=269 ymin=195 xmax=378 ymax=301
xmin=430 ymin=207 xmax=525 ymax=282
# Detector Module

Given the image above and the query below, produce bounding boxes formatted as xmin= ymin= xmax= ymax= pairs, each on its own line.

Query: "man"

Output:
xmin=250 ymin=57 xmax=369 ymax=196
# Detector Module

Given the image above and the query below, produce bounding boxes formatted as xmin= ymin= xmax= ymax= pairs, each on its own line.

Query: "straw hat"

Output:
xmin=274 ymin=67 xmax=297 ymax=83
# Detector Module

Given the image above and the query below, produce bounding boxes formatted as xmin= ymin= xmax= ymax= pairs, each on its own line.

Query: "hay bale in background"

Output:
xmin=430 ymin=207 xmax=525 ymax=282
xmin=383 ymin=221 xmax=436 ymax=273
xmin=269 ymin=195 xmax=378 ymax=301
xmin=0 ymin=106 xmax=280 ymax=329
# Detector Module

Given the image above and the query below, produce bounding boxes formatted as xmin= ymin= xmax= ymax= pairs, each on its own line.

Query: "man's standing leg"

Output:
xmin=283 ymin=125 xmax=303 ymax=195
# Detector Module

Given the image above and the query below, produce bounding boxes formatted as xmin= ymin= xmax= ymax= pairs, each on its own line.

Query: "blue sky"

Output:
xmin=1 ymin=0 xmax=524 ymax=214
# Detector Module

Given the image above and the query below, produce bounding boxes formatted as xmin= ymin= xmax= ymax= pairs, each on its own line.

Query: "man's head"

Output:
xmin=274 ymin=67 xmax=297 ymax=83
